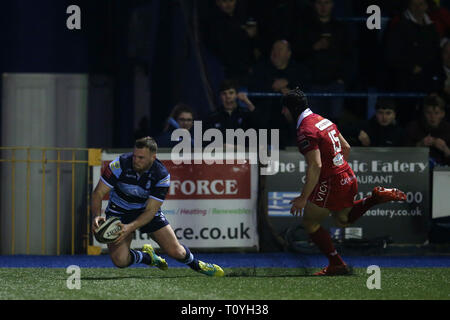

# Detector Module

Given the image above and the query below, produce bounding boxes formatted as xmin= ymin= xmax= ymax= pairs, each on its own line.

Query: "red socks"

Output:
xmin=310 ymin=226 xmax=345 ymax=266
xmin=309 ymin=195 xmax=383 ymax=267
xmin=347 ymin=196 xmax=378 ymax=224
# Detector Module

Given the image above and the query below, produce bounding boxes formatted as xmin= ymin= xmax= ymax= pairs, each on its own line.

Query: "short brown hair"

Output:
xmin=135 ymin=136 xmax=158 ymax=153
xmin=424 ymin=95 xmax=445 ymax=112
xmin=170 ymin=103 xmax=194 ymax=120
xmin=376 ymin=98 xmax=397 ymax=112
xmin=220 ymin=79 xmax=238 ymax=92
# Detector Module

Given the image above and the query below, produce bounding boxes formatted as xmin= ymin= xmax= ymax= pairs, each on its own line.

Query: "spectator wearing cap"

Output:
xmin=358 ymin=99 xmax=407 ymax=147
xmin=406 ymin=95 xmax=450 ymax=166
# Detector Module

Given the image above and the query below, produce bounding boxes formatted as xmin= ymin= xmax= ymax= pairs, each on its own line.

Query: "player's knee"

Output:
xmin=335 ymin=221 xmax=350 ymax=228
xmin=166 ymin=244 xmax=186 ymax=260
xmin=110 ymin=254 xmax=131 ymax=268
xmin=334 ymin=215 xmax=349 ymax=228
xmin=112 ymin=260 xmax=129 ymax=268
xmin=301 ymin=219 xmax=320 ymax=234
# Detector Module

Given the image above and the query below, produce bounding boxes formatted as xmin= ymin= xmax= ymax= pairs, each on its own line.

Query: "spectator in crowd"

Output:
xmin=440 ymin=38 xmax=450 ymax=92
xmin=250 ymin=0 xmax=299 ymax=57
xmin=357 ymin=99 xmax=407 ymax=147
xmin=204 ymin=79 xmax=257 ymax=136
xmin=250 ymin=40 xmax=309 ymax=96
xmin=155 ymin=104 xmax=195 ymax=148
xmin=427 ymin=0 xmax=450 ymax=39
xmin=385 ymin=0 xmax=441 ymax=93
xmin=406 ymin=95 xmax=450 ymax=166
xmin=290 ymin=0 xmax=352 ymax=121
xmin=249 ymin=39 xmax=310 ymax=146
xmin=424 ymin=38 xmax=450 ymax=105
xmin=201 ymin=0 xmax=258 ymax=85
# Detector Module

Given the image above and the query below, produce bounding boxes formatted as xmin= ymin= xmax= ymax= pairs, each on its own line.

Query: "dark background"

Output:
xmin=1 ymin=0 xmax=449 ymax=148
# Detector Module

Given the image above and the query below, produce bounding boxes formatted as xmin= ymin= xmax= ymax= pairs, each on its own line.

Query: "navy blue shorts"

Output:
xmin=105 ymin=211 xmax=170 ymax=234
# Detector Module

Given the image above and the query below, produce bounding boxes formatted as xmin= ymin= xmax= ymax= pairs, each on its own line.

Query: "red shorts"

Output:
xmin=308 ymin=167 xmax=358 ymax=211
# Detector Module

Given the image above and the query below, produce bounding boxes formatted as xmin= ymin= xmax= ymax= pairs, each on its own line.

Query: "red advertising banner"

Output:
xmin=163 ymin=161 xmax=251 ymax=200
xmin=99 ymin=160 xmax=251 ymax=200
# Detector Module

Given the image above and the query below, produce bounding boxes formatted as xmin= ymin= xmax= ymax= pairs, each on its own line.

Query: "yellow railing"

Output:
xmin=0 ymin=147 xmax=101 ymax=255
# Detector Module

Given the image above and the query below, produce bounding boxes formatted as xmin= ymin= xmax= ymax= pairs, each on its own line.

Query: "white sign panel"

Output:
xmin=92 ymin=151 xmax=259 ymax=250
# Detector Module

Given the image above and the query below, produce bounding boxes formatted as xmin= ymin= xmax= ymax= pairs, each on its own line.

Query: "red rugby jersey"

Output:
xmin=296 ymin=108 xmax=350 ymax=179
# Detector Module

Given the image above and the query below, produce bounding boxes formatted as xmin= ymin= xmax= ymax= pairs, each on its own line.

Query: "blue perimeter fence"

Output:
xmin=1 ymin=253 xmax=449 ymax=268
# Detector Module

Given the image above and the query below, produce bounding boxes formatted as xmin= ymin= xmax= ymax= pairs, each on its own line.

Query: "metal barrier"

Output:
xmin=247 ymin=91 xmax=427 ymax=119
xmin=247 ymin=92 xmax=427 ymax=98
xmin=0 ymin=147 xmax=101 ymax=255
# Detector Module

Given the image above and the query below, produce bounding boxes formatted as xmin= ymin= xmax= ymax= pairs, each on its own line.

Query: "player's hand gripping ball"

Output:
xmin=94 ymin=217 xmax=122 ymax=243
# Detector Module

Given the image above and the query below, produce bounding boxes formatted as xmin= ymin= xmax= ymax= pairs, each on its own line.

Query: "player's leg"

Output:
xmin=301 ymin=201 xmax=330 ymax=234
xmin=105 ymin=212 xmax=167 ymax=270
xmin=107 ymin=232 xmax=167 ymax=269
xmin=151 ymin=224 xmax=224 ymax=277
xmin=107 ymin=233 xmax=134 ymax=268
xmin=302 ymin=201 xmax=348 ymax=274
xmin=333 ymin=207 xmax=352 ymax=228
xmin=347 ymin=186 xmax=406 ymax=224
xmin=150 ymin=225 xmax=188 ymax=261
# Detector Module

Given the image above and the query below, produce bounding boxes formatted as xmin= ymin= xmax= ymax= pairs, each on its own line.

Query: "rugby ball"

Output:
xmin=94 ymin=217 xmax=122 ymax=243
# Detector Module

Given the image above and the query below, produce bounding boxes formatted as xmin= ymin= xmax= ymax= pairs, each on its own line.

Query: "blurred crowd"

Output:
xmin=138 ymin=0 xmax=450 ymax=167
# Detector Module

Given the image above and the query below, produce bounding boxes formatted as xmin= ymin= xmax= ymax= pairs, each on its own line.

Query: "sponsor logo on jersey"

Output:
xmin=315 ymin=180 xmax=329 ymax=202
xmin=340 ymin=175 xmax=356 ymax=185
xmin=315 ymin=119 xmax=333 ymax=131
xmin=333 ymin=153 xmax=345 ymax=166
xmin=111 ymin=160 xmax=120 ymax=169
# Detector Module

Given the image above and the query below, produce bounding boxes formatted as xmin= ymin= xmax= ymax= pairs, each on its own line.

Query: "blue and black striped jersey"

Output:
xmin=101 ymin=153 xmax=170 ymax=216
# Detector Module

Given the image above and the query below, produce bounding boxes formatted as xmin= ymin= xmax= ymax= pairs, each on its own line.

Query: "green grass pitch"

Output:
xmin=1 ymin=267 xmax=449 ymax=300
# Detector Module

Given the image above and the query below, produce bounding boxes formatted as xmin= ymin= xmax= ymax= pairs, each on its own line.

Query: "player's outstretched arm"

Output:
xmin=290 ymin=149 xmax=322 ymax=216
xmin=301 ymin=149 xmax=322 ymax=199
xmin=91 ymin=179 xmax=112 ymax=232
xmin=128 ymin=199 xmax=162 ymax=232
